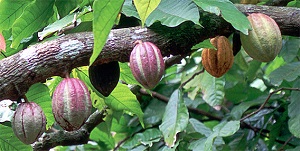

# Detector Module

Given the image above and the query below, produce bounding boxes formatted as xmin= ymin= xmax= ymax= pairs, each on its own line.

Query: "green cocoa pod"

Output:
xmin=89 ymin=61 xmax=120 ymax=97
xmin=240 ymin=13 xmax=282 ymax=62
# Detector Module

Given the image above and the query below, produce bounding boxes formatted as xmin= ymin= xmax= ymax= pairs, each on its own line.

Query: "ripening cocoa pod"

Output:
xmin=240 ymin=0 xmax=258 ymax=4
xmin=202 ymin=36 xmax=234 ymax=78
xmin=240 ymin=13 xmax=282 ymax=62
xmin=52 ymin=78 xmax=92 ymax=131
xmin=130 ymin=41 xmax=165 ymax=89
xmin=12 ymin=102 xmax=46 ymax=144
xmin=89 ymin=61 xmax=120 ymax=97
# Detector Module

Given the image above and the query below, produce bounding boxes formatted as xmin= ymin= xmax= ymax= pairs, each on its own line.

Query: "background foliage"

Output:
xmin=0 ymin=0 xmax=299 ymax=151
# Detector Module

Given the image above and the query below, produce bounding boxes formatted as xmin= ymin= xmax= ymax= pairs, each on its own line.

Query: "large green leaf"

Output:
xmin=230 ymin=96 xmax=266 ymax=120
xmin=38 ymin=14 xmax=79 ymax=40
xmin=199 ymin=71 xmax=225 ymax=107
xmin=90 ymin=121 xmax=115 ymax=150
xmin=90 ymin=0 xmax=124 ymax=65
xmin=288 ymin=79 xmax=300 ymax=138
xmin=25 ymin=83 xmax=55 ymax=130
xmin=122 ymin=0 xmax=139 ymax=18
xmin=55 ymin=0 xmax=83 ymax=17
xmin=188 ymin=118 xmax=212 ymax=137
xmin=145 ymin=0 xmax=200 ymax=27
xmin=11 ymin=0 xmax=55 ymax=48
xmin=159 ymin=89 xmax=189 ymax=147
xmin=0 ymin=124 xmax=32 ymax=151
xmin=119 ymin=62 xmax=140 ymax=85
xmin=269 ymin=62 xmax=300 ymax=86
xmin=279 ymin=37 xmax=300 ymax=63
xmin=133 ymin=0 xmax=161 ymax=26
xmin=122 ymin=128 xmax=162 ymax=149
xmin=213 ymin=121 xmax=240 ymax=137
xmin=105 ymin=83 xmax=144 ymax=126
xmin=188 ymin=138 xmax=206 ymax=151
xmin=193 ymin=0 xmax=251 ymax=34
xmin=0 ymin=0 xmax=30 ymax=32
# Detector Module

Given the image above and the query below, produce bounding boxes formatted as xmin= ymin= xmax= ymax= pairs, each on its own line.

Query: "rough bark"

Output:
xmin=0 ymin=5 xmax=299 ymax=100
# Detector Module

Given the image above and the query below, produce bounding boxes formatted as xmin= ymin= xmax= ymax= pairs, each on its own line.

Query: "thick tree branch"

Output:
xmin=33 ymin=108 xmax=106 ymax=151
xmin=0 ymin=5 xmax=299 ymax=100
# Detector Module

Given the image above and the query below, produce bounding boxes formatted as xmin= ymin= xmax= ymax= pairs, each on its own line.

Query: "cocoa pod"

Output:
xmin=202 ymin=36 xmax=234 ymax=78
xmin=89 ymin=61 xmax=120 ymax=97
xmin=240 ymin=0 xmax=258 ymax=4
xmin=52 ymin=78 xmax=92 ymax=131
xmin=130 ymin=41 xmax=165 ymax=89
xmin=240 ymin=13 xmax=282 ymax=62
xmin=12 ymin=102 xmax=46 ymax=144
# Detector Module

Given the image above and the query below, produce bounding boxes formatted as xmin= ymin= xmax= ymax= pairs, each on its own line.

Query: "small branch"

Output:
xmin=139 ymin=88 xmax=222 ymax=121
xmin=240 ymin=87 xmax=300 ymax=121
xmin=278 ymin=136 xmax=294 ymax=151
xmin=179 ymin=68 xmax=205 ymax=89
xmin=33 ymin=107 xmax=107 ymax=151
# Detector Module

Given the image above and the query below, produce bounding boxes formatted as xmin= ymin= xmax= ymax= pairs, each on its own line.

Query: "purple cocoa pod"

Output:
xmin=12 ymin=102 xmax=46 ymax=144
xmin=52 ymin=78 xmax=92 ymax=131
xmin=130 ymin=41 xmax=165 ymax=89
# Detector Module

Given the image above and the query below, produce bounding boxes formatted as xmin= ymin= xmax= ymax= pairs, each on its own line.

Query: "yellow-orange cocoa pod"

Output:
xmin=240 ymin=0 xmax=258 ymax=4
xmin=202 ymin=36 xmax=234 ymax=78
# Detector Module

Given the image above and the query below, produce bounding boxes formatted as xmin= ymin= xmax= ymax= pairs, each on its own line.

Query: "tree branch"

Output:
xmin=33 ymin=108 xmax=107 ymax=151
xmin=0 ymin=5 xmax=299 ymax=100
xmin=240 ymin=87 xmax=300 ymax=121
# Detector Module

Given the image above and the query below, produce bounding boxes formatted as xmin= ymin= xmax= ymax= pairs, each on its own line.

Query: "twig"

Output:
xmin=277 ymin=136 xmax=294 ymax=151
xmin=179 ymin=68 xmax=205 ymax=89
xmin=240 ymin=87 xmax=300 ymax=121
xmin=139 ymin=88 xmax=222 ymax=121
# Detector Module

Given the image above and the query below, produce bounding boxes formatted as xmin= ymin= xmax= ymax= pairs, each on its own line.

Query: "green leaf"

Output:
xmin=193 ymin=0 xmax=251 ymax=34
xmin=55 ymin=0 xmax=83 ymax=17
xmin=25 ymin=83 xmax=55 ymax=130
xmin=145 ymin=0 xmax=200 ymax=27
xmin=90 ymin=122 xmax=115 ymax=149
xmin=230 ymin=96 xmax=265 ymax=120
xmin=119 ymin=62 xmax=140 ymax=85
xmin=122 ymin=128 xmax=162 ymax=149
xmin=11 ymin=0 xmax=55 ymax=48
xmin=38 ymin=14 xmax=79 ymax=40
xmin=279 ymin=36 xmax=300 ymax=63
xmin=90 ymin=0 xmax=124 ymax=65
xmin=159 ymin=89 xmax=189 ymax=147
xmin=122 ymin=0 xmax=140 ymax=18
xmin=0 ymin=0 xmax=30 ymax=32
xmin=269 ymin=62 xmax=300 ymax=86
xmin=213 ymin=121 xmax=240 ymax=137
xmin=192 ymin=39 xmax=216 ymax=50
xmin=199 ymin=71 xmax=225 ymax=107
xmin=288 ymin=79 xmax=300 ymax=138
xmin=189 ymin=138 xmax=206 ymax=151
xmin=188 ymin=118 xmax=212 ymax=137
xmin=287 ymin=0 xmax=300 ymax=7
xmin=105 ymin=83 xmax=144 ymax=126
xmin=133 ymin=0 xmax=161 ymax=26
xmin=143 ymin=99 xmax=166 ymax=126
xmin=204 ymin=133 xmax=218 ymax=151
xmin=0 ymin=124 xmax=32 ymax=151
